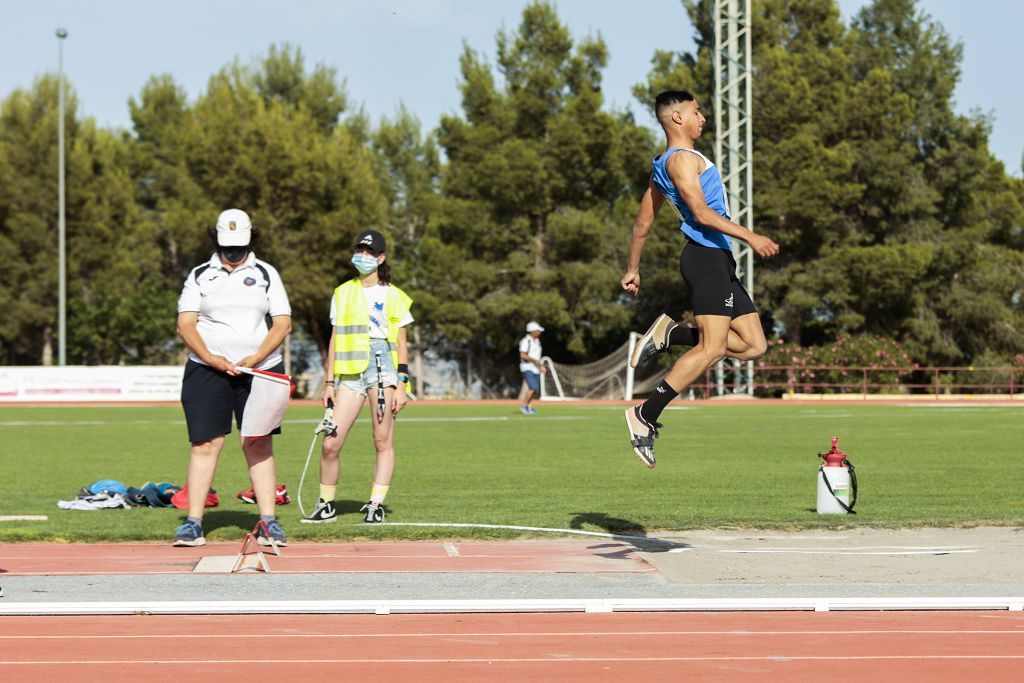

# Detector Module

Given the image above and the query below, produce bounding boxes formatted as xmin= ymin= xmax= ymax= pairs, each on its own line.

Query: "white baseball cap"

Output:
xmin=215 ymin=209 xmax=252 ymax=246
xmin=526 ymin=321 xmax=545 ymax=333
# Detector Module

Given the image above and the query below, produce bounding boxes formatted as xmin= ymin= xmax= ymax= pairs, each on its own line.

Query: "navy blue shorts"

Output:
xmin=180 ymin=360 xmax=285 ymax=443
xmin=522 ymin=371 xmax=541 ymax=393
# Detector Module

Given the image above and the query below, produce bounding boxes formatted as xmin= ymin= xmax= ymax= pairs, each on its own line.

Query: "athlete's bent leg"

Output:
xmin=725 ymin=313 xmax=768 ymax=361
xmin=664 ymin=315 xmax=732 ymax=391
xmin=625 ymin=315 xmax=732 ymax=468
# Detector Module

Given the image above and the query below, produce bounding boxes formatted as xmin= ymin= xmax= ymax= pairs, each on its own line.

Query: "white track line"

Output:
xmin=0 ymin=597 xmax=1021 ymax=615
xmin=2 ymin=629 xmax=1023 ymax=640
xmin=3 ymin=655 xmax=1024 ymax=665
xmin=0 ymin=515 xmax=47 ymax=522
xmin=718 ymin=549 xmax=978 ymax=556
xmin=0 ymin=416 xmax=586 ymax=427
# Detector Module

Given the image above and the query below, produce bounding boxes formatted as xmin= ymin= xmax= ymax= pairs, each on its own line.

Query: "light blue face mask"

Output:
xmin=351 ymin=253 xmax=379 ymax=274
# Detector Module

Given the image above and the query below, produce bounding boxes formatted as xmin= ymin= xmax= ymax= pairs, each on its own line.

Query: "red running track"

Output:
xmin=1 ymin=611 xmax=1022 ymax=682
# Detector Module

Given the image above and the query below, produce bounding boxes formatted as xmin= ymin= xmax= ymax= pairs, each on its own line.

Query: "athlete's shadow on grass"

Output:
xmin=199 ymin=500 xmax=369 ymax=532
xmin=569 ymin=512 xmax=690 ymax=555
xmin=198 ymin=510 xmax=268 ymax=535
xmin=332 ymin=499 xmax=372 ymax=515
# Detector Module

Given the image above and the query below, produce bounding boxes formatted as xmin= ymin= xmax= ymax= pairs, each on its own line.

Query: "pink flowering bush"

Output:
xmin=755 ymin=333 xmax=918 ymax=395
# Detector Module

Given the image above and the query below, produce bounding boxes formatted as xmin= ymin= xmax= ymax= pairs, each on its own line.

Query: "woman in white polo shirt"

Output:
xmin=174 ymin=209 xmax=292 ymax=548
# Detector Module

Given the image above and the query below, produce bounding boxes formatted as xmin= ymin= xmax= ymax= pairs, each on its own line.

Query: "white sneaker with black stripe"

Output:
xmin=301 ymin=498 xmax=337 ymax=524
xmin=360 ymin=502 xmax=384 ymax=523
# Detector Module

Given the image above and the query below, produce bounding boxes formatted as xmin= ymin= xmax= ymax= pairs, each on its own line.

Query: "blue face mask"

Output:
xmin=351 ymin=253 xmax=379 ymax=274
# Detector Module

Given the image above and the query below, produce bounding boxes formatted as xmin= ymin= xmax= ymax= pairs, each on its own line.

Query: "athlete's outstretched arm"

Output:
xmin=667 ymin=154 xmax=780 ymax=259
xmin=621 ymin=179 xmax=666 ymax=296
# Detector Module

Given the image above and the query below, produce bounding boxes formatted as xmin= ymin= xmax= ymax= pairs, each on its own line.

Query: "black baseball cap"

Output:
xmin=353 ymin=230 xmax=387 ymax=255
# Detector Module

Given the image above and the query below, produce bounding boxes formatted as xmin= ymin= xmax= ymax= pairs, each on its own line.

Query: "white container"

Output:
xmin=817 ymin=466 xmax=852 ymax=514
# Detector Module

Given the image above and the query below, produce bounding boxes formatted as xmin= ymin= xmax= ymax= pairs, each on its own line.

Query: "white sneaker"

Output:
xmin=630 ymin=314 xmax=677 ymax=368
xmin=624 ymin=406 xmax=661 ymax=469
xmin=300 ymin=498 xmax=337 ymax=524
xmin=361 ymin=502 xmax=384 ymax=523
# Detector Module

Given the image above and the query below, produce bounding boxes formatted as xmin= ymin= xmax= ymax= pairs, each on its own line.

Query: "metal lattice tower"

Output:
xmin=713 ymin=0 xmax=755 ymax=395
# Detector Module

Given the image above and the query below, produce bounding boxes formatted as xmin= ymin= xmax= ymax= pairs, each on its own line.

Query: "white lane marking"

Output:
xmin=373 ymin=416 xmax=587 ymax=423
xmin=0 ymin=515 xmax=47 ymax=522
xmin=903 ymin=403 xmax=1024 ymax=408
xmin=3 ymin=629 xmax=1024 ymax=640
xmin=3 ymin=656 xmax=1024 ymax=665
xmin=717 ymin=549 xmax=978 ymax=556
xmin=708 ymin=545 xmax=979 ymax=555
xmin=1 ymin=596 xmax=1020 ymax=615
xmin=443 ymin=542 xmax=460 ymax=557
xmin=0 ymin=416 xmax=587 ymax=427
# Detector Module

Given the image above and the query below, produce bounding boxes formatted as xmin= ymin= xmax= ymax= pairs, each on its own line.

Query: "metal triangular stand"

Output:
xmin=231 ymin=519 xmax=282 ymax=573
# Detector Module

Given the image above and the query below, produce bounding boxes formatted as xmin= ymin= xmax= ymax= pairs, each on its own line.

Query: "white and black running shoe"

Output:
xmin=360 ymin=502 xmax=385 ymax=523
xmin=629 ymin=314 xmax=677 ymax=368
xmin=300 ymin=498 xmax=337 ymax=524
xmin=624 ymin=406 xmax=661 ymax=469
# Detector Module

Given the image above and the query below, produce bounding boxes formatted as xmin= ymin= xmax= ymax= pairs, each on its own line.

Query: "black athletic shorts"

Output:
xmin=679 ymin=241 xmax=757 ymax=318
xmin=180 ymin=360 xmax=285 ymax=443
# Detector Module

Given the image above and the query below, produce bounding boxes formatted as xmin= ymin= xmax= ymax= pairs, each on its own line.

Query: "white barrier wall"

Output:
xmin=0 ymin=366 xmax=183 ymax=402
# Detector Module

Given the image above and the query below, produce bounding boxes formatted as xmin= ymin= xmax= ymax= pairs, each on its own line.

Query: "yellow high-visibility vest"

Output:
xmin=332 ymin=279 xmax=413 ymax=376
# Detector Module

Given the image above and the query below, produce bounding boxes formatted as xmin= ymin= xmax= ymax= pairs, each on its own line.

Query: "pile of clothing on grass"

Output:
xmin=57 ymin=480 xmax=205 ymax=511
xmin=57 ymin=480 xmax=289 ymax=510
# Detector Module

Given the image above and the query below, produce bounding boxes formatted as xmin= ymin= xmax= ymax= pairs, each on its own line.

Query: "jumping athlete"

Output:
xmin=303 ymin=230 xmax=413 ymax=524
xmin=621 ymin=90 xmax=780 ymax=468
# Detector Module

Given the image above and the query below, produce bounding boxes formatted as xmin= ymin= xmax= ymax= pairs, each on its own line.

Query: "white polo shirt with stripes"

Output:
xmin=177 ymin=252 xmax=291 ymax=370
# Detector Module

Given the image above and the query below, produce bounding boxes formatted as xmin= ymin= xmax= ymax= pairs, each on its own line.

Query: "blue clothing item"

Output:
xmin=651 ymin=147 xmax=732 ymax=250
xmin=522 ymin=370 xmax=541 ymax=394
xmin=89 ymin=480 xmax=128 ymax=496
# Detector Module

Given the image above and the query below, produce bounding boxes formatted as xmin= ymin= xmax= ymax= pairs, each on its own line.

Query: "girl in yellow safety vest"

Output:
xmin=303 ymin=230 xmax=414 ymax=524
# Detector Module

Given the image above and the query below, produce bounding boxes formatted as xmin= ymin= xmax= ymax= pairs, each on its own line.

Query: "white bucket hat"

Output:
xmin=525 ymin=321 xmax=545 ymax=333
xmin=215 ymin=209 xmax=252 ymax=246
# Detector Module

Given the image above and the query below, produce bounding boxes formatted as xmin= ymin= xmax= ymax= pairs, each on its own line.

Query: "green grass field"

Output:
xmin=1 ymin=402 xmax=1022 ymax=542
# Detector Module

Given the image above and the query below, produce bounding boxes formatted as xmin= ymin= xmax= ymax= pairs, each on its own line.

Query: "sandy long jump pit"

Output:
xmin=0 ymin=527 xmax=1021 ymax=614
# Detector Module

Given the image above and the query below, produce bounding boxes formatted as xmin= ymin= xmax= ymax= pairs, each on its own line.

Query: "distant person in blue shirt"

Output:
xmin=518 ymin=321 xmax=546 ymax=414
xmin=621 ymin=90 xmax=780 ymax=468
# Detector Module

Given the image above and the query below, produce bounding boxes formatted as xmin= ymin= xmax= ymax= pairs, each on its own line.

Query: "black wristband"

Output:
xmin=397 ymin=363 xmax=409 ymax=375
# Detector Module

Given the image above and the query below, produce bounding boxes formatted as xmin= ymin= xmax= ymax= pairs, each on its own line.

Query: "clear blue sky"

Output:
xmin=2 ymin=0 xmax=1021 ymax=175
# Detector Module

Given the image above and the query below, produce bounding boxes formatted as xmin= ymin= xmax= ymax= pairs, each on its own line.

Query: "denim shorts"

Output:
xmin=522 ymin=370 xmax=541 ymax=393
xmin=335 ymin=338 xmax=398 ymax=397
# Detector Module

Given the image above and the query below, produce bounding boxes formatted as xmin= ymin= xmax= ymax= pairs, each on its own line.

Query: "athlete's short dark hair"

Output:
xmin=654 ymin=90 xmax=695 ymax=117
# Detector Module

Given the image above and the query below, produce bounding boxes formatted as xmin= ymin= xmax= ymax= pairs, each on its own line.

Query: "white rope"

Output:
xmin=296 ymin=431 xmax=320 ymax=519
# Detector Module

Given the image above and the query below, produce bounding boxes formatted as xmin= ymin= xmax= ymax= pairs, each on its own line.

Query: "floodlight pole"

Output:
xmin=56 ymin=27 xmax=68 ymax=366
xmin=713 ymin=0 xmax=754 ymax=395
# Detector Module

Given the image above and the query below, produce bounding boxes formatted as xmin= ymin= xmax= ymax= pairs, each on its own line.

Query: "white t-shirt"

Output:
xmin=329 ymin=284 xmax=414 ymax=339
xmin=177 ymin=252 xmax=291 ymax=370
xmin=519 ymin=334 xmax=542 ymax=374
